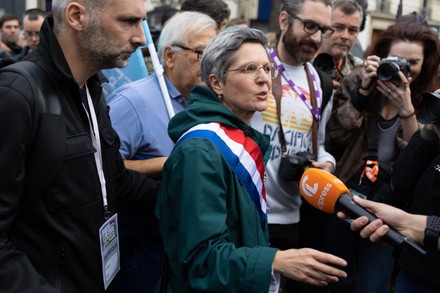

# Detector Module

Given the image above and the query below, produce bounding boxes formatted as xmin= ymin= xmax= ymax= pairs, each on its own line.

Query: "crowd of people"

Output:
xmin=0 ymin=0 xmax=439 ymax=292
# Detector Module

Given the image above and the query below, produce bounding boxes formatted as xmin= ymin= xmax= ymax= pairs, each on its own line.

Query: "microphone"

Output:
xmin=299 ymin=168 xmax=427 ymax=255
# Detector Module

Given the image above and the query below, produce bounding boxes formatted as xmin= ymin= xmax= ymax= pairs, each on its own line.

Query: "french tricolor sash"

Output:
xmin=176 ymin=122 xmax=267 ymax=227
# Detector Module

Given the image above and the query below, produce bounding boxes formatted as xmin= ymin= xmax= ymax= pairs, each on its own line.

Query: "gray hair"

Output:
xmin=200 ymin=27 xmax=269 ymax=92
xmin=281 ymin=0 xmax=332 ymax=15
xmin=52 ymin=0 xmax=112 ymax=31
xmin=333 ymin=0 xmax=364 ymax=24
xmin=157 ymin=11 xmax=217 ymax=64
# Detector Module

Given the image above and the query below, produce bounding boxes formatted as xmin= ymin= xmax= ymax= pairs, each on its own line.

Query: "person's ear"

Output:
xmin=163 ymin=46 xmax=175 ymax=69
xmin=279 ymin=11 xmax=290 ymax=33
xmin=65 ymin=2 xmax=87 ymax=31
xmin=209 ymin=74 xmax=223 ymax=96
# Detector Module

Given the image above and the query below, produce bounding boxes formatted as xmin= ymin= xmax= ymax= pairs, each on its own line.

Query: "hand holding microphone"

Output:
xmin=338 ymin=196 xmax=428 ymax=247
xmin=299 ymin=168 xmax=427 ymax=255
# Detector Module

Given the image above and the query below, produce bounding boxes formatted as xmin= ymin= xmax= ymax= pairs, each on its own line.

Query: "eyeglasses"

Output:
xmin=24 ymin=31 xmax=40 ymax=38
xmin=288 ymin=14 xmax=335 ymax=39
xmin=227 ymin=63 xmax=279 ymax=80
xmin=332 ymin=24 xmax=360 ymax=36
xmin=172 ymin=44 xmax=204 ymax=62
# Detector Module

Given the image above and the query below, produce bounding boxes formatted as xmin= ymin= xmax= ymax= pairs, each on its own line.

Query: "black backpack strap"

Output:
xmin=0 ymin=61 xmax=66 ymax=214
xmin=316 ymin=68 xmax=333 ymax=111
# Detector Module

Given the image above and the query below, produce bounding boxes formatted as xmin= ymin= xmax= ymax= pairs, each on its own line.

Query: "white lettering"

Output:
xmin=317 ymin=183 xmax=333 ymax=210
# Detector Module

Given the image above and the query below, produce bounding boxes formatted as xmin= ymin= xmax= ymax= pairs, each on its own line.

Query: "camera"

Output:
xmin=377 ymin=56 xmax=410 ymax=81
xmin=313 ymin=53 xmax=338 ymax=79
xmin=278 ymin=152 xmax=316 ymax=182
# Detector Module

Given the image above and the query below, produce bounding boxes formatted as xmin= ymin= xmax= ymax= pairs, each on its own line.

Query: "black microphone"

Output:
xmin=299 ymin=168 xmax=427 ymax=255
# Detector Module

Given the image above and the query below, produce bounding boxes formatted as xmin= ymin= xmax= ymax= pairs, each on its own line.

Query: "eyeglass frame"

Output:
xmin=171 ymin=44 xmax=204 ymax=62
xmin=287 ymin=13 xmax=335 ymax=39
xmin=24 ymin=31 xmax=40 ymax=38
xmin=226 ymin=63 xmax=279 ymax=80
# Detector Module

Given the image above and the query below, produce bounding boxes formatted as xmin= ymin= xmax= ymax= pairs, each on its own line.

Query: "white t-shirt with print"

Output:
xmin=252 ymin=62 xmax=335 ymax=224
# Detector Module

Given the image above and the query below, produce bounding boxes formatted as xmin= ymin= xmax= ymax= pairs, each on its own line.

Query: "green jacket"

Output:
xmin=155 ymin=85 xmax=278 ymax=292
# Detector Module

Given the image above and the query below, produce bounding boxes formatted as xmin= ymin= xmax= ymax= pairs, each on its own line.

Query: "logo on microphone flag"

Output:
xmin=299 ymin=168 xmax=348 ymax=214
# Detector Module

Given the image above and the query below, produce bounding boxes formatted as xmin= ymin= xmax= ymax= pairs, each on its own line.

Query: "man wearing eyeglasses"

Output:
xmin=106 ymin=11 xmax=217 ymax=293
xmin=0 ymin=13 xmax=24 ymax=60
xmin=22 ymin=9 xmax=46 ymax=54
xmin=314 ymin=0 xmax=364 ymax=90
xmin=252 ymin=0 xmax=336 ymax=292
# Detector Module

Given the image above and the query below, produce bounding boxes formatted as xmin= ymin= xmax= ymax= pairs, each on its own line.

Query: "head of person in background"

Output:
xmin=225 ymin=18 xmax=248 ymax=30
xmin=278 ymin=0 xmax=334 ymax=66
xmin=22 ymin=8 xmax=46 ymax=52
xmin=363 ymin=19 xmax=440 ymax=105
xmin=201 ymin=26 xmax=276 ymax=124
xmin=147 ymin=5 xmax=179 ymax=46
xmin=315 ymin=0 xmax=363 ymax=86
xmin=180 ymin=0 xmax=231 ymax=33
xmin=157 ymin=11 xmax=217 ymax=101
xmin=396 ymin=11 xmax=428 ymax=26
xmin=0 ymin=13 xmax=22 ymax=58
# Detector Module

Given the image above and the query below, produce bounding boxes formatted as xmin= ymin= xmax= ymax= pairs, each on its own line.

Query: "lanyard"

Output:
xmin=83 ymin=85 xmax=109 ymax=216
xmin=269 ymin=48 xmax=322 ymax=122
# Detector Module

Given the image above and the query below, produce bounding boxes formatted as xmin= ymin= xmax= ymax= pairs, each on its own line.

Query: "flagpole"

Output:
xmin=143 ymin=21 xmax=175 ymax=119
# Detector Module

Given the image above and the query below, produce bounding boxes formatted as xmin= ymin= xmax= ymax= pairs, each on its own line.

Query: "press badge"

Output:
xmin=99 ymin=213 xmax=120 ymax=289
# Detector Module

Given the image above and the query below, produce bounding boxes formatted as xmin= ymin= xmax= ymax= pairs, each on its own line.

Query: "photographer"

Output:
xmin=321 ymin=19 xmax=440 ymax=293
xmin=314 ymin=0 xmax=364 ymax=90
xmin=338 ymin=99 xmax=440 ymax=291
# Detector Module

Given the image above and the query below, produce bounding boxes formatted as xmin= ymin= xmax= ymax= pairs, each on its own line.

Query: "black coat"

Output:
xmin=0 ymin=17 xmax=160 ymax=292
xmin=392 ymin=127 xmax=440 ymax=288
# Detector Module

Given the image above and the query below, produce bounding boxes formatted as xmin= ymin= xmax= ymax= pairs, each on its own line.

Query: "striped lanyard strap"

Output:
xmin=269 ymin=48 xmax=322 ymax=122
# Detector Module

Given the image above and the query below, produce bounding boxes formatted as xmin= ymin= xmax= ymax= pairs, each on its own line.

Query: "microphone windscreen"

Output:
xmin=299 ymin=168 xmax=350 ymax=214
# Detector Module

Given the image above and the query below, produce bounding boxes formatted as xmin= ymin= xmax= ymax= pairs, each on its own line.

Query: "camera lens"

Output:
xmin=313 ymin=53 xmax=337 ymax=79
xmin=377 ymin=63 xmax=399 ymax=81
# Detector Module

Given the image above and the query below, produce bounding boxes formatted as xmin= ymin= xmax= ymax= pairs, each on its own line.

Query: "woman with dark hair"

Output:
xmin=329 ymin=18 xmax=440 ymax=185
xmin=338 ymin=90 xmax=440 ymax=292
xmin=365 ymin=20 xmax=440 ymax=108
xmin=323 ymin=19 xmax=440 ymax=293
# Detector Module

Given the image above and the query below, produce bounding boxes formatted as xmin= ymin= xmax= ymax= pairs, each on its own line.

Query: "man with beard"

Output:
xmin=252 ymin=0 xmax=335 ymax=292
xmin=315 ymin=0 xmax=364 ymax=90
xmin=304 ymin=3 xmax=365 ymax=293
xmin=0 ymin=13 xmax=24 ymax=60
xmin=0 ymin=0 xmax=160 ymax=292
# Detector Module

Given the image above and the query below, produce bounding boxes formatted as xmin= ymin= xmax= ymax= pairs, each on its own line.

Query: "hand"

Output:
xmin=311 ymin=161 xmax=334 ymax=173
xmin=332 ymin=80 xmax=340 ymax=90
xmin=336 ymin=196 xmax=422 ymax=243
xmin=360 ymin=55 xmax=380 ymax=93
xmin=124 ymin=157 xmax=168 ymax=178
xmin=376 ymin=71 xmax=414 ymax=117
xmin=273 ymin=248 xmax=347 ymax=287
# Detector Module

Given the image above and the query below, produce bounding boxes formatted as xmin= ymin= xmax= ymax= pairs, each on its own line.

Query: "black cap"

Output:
xmin=418 ymin=92 xmax=440 ymax=124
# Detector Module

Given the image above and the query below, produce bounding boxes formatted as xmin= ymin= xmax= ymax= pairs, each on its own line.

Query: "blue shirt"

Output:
xmin=107 ymin=73 xmax=186 ymax=159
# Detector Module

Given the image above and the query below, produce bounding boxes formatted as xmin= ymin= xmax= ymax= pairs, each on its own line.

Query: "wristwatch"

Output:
xmin=424 ymin=215 xmax=440 ymax=249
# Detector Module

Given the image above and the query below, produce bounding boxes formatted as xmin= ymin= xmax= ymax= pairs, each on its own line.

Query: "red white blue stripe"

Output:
xmin=176 ymin=122 xmax=267 ymax=226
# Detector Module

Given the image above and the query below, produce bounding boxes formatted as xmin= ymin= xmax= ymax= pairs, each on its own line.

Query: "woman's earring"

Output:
xmin=218 ymin=94 xmax=223 ymax=100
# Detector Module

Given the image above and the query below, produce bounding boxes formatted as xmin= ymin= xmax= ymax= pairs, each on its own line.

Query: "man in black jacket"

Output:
xmin=0 ymin=0 xmax=160 ymax=292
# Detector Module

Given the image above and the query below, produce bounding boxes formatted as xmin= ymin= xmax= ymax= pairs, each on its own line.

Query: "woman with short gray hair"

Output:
xmin=156 ymin=26 xmax=347 ymax=292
